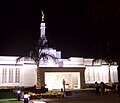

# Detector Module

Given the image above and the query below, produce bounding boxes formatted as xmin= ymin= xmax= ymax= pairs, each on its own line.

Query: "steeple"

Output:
xmin=40 ymin=10 xmax=46 ymax=39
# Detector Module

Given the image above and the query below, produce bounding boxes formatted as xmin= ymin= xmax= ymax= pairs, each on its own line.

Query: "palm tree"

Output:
xmin=16 ymin=36 xmax=57 ymax=88
xmin=92 ymin=41 xmax=118 ymax=87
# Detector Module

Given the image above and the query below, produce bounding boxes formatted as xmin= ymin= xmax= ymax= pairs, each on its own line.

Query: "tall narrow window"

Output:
xmin=97 ymin=69 xmax=100 ymax=81
xmin=15 ymin=68 xmax=20 ymax=83
xmin=2 ymin=68 xmax=7 ymax=83
xmin=93 ymin=68 xmax=95 ymax=81
xmin=9 ymin=68 xmax=13 ymax=83
xmin=88 ymin=68 xmax=90 ymax=81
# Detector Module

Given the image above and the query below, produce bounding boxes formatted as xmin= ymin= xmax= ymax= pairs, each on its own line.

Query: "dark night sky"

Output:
xmin=0 ymin=0 xmax=120 ymax=58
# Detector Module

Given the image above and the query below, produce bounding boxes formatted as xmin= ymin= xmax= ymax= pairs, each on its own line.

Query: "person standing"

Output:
xmin=23 ymin=92 xmax=30 ymax=103
xmin=63 ymin=79 xmax=66 ymax=97
xmin=100 ymin=82 xmax=105 ymax=95
xmin=94 ymin=82 xmax=99 ymax=94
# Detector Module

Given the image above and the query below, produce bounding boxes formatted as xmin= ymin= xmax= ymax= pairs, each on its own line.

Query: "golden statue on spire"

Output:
xmin=41 ymin=10 xmax=45 ymax=22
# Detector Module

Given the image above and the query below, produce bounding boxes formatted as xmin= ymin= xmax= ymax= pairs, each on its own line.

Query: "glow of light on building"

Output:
xmin=85 ymin=65 xmax=118 ymax=84
xmin=45 ymin=72 xmax=80 ymax=90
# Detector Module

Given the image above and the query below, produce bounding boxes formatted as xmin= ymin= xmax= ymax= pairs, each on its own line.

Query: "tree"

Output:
xmin=92 ymin=41 xmax=118 ymax=87
xmin=16 ymin=36 xmax=58 ymax=88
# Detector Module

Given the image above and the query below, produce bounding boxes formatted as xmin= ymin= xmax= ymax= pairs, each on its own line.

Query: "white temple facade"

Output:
xmin=0 ymin=12 xmax=118 ymax=89
xmin=0 ymin=56 xmax=118 ymax=90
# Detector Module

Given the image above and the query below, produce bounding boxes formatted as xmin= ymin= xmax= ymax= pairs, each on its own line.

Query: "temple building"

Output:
xmin=0 ymin=12 xmax=118 ymax=90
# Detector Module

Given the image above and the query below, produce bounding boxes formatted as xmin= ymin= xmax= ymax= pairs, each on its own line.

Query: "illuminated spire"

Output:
xmin=40 ymin=10 xmax=46 ymax=39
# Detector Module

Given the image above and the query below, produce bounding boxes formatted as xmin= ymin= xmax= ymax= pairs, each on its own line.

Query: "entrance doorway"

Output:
xmin=45 ymin=72 xmax=80 ymax=90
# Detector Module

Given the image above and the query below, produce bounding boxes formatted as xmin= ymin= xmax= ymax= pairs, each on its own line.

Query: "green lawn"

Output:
xmin=0 ymin=90 xmax=19 ymax=99
xmin=0 ymin=90 xmax=23 ymax=103
xmin=0 ymin=102 xmax=22 ymax=103
xmin=0 ymin=99 xmax=23 ymax=103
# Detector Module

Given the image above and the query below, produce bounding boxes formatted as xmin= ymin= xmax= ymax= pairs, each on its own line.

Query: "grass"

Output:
xmin=0 ymin=102 xmax=22 ymax=103
xmin=0 ymin=91 xmax=17 ymax=99
xmin=0 ymin=99 xmax=23 ymax=103
xmin=0 ymin=90 xmax=23 ymax=103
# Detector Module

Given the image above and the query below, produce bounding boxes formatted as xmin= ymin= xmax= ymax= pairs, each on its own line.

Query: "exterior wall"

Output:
xmin=0 ymin=64 xmax=37 ymax=87
xmin=0 ymin=56 xmax=23 ymax=87
xmin=22 ymin=64 xmax=37 ymax=87
xmin=0 ymin=56 xmax=118 ymax=89
xmin=0 ymin=56 xmax=37 ymax=87
xmin=0 ymin=65 xmax=22 ymax=87
xmin=85 ymin=65 xmax=118 ymax=84
xmin=38 ymin=67 xmax=86 ymax=89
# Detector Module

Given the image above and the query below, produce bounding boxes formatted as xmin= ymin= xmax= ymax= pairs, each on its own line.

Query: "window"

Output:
xmin=15 ymin=68 xmax=20 ymax=83
xmin=9 ymin=68 xmax=13 ymax=83
xmin=2 ymin=68 xmax=7 ymax=83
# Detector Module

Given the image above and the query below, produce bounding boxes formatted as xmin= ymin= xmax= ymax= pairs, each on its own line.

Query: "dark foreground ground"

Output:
xmin=0 ymin=89 xmax=120 ymax=103
xmin=31 ymin=92 xmax=120 ymax=103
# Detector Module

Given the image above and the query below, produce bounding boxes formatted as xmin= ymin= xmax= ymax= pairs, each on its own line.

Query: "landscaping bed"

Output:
xmin=40 ymin=91 xmax=64 ymax=98
xmin=28 ymin=90 xmax=64 ymax=99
